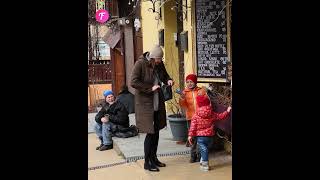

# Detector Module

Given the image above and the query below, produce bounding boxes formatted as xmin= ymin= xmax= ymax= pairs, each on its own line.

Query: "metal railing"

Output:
xmin=88 ymin=60 xmax=112 ymax=84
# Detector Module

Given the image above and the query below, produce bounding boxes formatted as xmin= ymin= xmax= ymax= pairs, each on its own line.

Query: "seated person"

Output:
xmin=116 ymin=85 xmax=135 ymax=114
xmin=94 ymin=90 xmax=129 ymax=151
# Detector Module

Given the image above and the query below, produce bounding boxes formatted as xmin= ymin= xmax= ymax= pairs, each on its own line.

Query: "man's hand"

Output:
xmin=152 ymin=85 xmax=161 ymax=91
xmin=101 ymin=116 xmax=109 ymax=123
xmin=167 ymin=80 xmax=174 ymax=86
xmin=101 ymin=114 xmax=109 ymax=123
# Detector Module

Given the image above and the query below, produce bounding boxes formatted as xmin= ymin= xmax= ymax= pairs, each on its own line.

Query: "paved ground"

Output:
xmin=88 ymin=134 xmax=125 ymax=168
xmin=88 ymin=112 xmax=232 ymax=179
xmin=89 ymin=163 xmax=231 ymax=180
xmin=88 ymin=149 xmax=232 ymax=180
xmin=89 ymin=113 xmax=190 ymax=160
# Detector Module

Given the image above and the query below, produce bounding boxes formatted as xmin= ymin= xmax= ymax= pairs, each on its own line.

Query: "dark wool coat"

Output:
xmin=117 ymin=90 xmax=135 ymax=114
xmin=95 ymin=100 xmax=129 ymax=128
xmin=130 ymin=52 xmax=172 ymax=133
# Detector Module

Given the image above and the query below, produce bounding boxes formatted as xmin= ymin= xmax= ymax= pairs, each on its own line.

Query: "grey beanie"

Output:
xmin=149 ymin=45 xmax=163 ymax=59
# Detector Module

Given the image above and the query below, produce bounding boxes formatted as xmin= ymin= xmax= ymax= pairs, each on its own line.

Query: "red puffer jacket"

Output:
xmin=188 ymin=105 xmax=229 ymax=137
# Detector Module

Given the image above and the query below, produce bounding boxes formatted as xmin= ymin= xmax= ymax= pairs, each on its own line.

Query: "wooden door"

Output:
xmin=111 ymin=46 xmax=125 ymax=96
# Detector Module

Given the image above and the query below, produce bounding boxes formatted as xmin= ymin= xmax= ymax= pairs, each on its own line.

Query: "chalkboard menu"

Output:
xmin=195 ymin=0 xmax=228 ymax=79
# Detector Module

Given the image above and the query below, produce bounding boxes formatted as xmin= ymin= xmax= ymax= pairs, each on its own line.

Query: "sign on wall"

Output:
xmin=195 ymin=0 xmax=229 ymax=82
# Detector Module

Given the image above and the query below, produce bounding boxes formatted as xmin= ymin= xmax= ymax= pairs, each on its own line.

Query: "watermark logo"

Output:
xmin=96 ymin=9 xmax=109 ymax=23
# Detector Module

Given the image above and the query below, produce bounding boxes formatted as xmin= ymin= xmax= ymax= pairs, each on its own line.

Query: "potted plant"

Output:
xmin=166 ymin=91 xmax=188 ymax=142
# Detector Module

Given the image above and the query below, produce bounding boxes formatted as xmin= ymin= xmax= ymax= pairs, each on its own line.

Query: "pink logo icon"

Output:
xmin=96 ymin=9 xmax=109 ymax=23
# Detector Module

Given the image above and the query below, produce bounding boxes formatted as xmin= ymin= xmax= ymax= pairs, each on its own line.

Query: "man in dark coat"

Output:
xmin=116 ymin=85 xmax=135 ymax=114
xmin=94 ymin=90 xmax=129 ymax=151
xmin=131 ymin=45 xmax=174 ymax=172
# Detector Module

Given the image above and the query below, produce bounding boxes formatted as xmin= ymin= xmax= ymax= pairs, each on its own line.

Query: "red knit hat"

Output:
xmin=196 ymin=95 xmax=210 ymax=107
xmin=186 ymin=74 xmax=197 ymax=84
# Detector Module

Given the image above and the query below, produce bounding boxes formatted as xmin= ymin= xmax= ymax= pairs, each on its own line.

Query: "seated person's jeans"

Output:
xmin=95 ymin=122 xmax=115 ymax=145
xmin=197 ymin=136 xmax=213 ymax=162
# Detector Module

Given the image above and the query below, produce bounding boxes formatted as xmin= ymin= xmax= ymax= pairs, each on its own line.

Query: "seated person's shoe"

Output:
xmin=144 ymin=161 xmax=160 ymax=172
xmin=96 ymin=144 xmax=103 ymax=150
xmin=99 ymin=144 xmax=113 ymax=151
xmin=154 ymin=158 xmax=166 ymax=167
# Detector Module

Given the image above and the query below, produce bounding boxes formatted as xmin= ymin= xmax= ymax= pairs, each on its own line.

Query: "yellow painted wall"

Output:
xmin=141 ymin=1 xmax=164 ymax=52
xmin=183 ymin=0 xmax=196 ymax=77
xmin=163 ymin=0 xmax=180 ymax=92
xmin=140 ymin=0 xmax=179 ymax=84
xmin=141 ymin=0 xmax=181 ymax=114
xmin=162 ymin=0 xmax=181 ymax=114
xmin=88 ymin=84 xmax=112 ymax=106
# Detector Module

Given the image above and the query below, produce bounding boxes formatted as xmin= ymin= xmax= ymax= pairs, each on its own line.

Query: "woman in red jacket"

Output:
xmin=188 ymin=95 xmax=231 ymax=171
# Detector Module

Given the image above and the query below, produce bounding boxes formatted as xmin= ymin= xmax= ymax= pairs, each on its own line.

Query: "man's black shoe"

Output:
xmin=96 ymin=144 xmax=103 ymax=150
xmin=99 ymin=144 xmax=113 ymax=151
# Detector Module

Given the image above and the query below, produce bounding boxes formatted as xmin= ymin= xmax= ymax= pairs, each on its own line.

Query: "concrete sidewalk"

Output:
xmin=88 ymin=150 xmax=231 ymax=180
xmin=88 ymin=112 xmax=232 ymax=179
xmin=89 ymin=112 xmax=232 ymax=160
xmin=89 ymin=113 xmax=190 ymax=160
xmin=89 ymin=133 xmax=232 ymax=180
